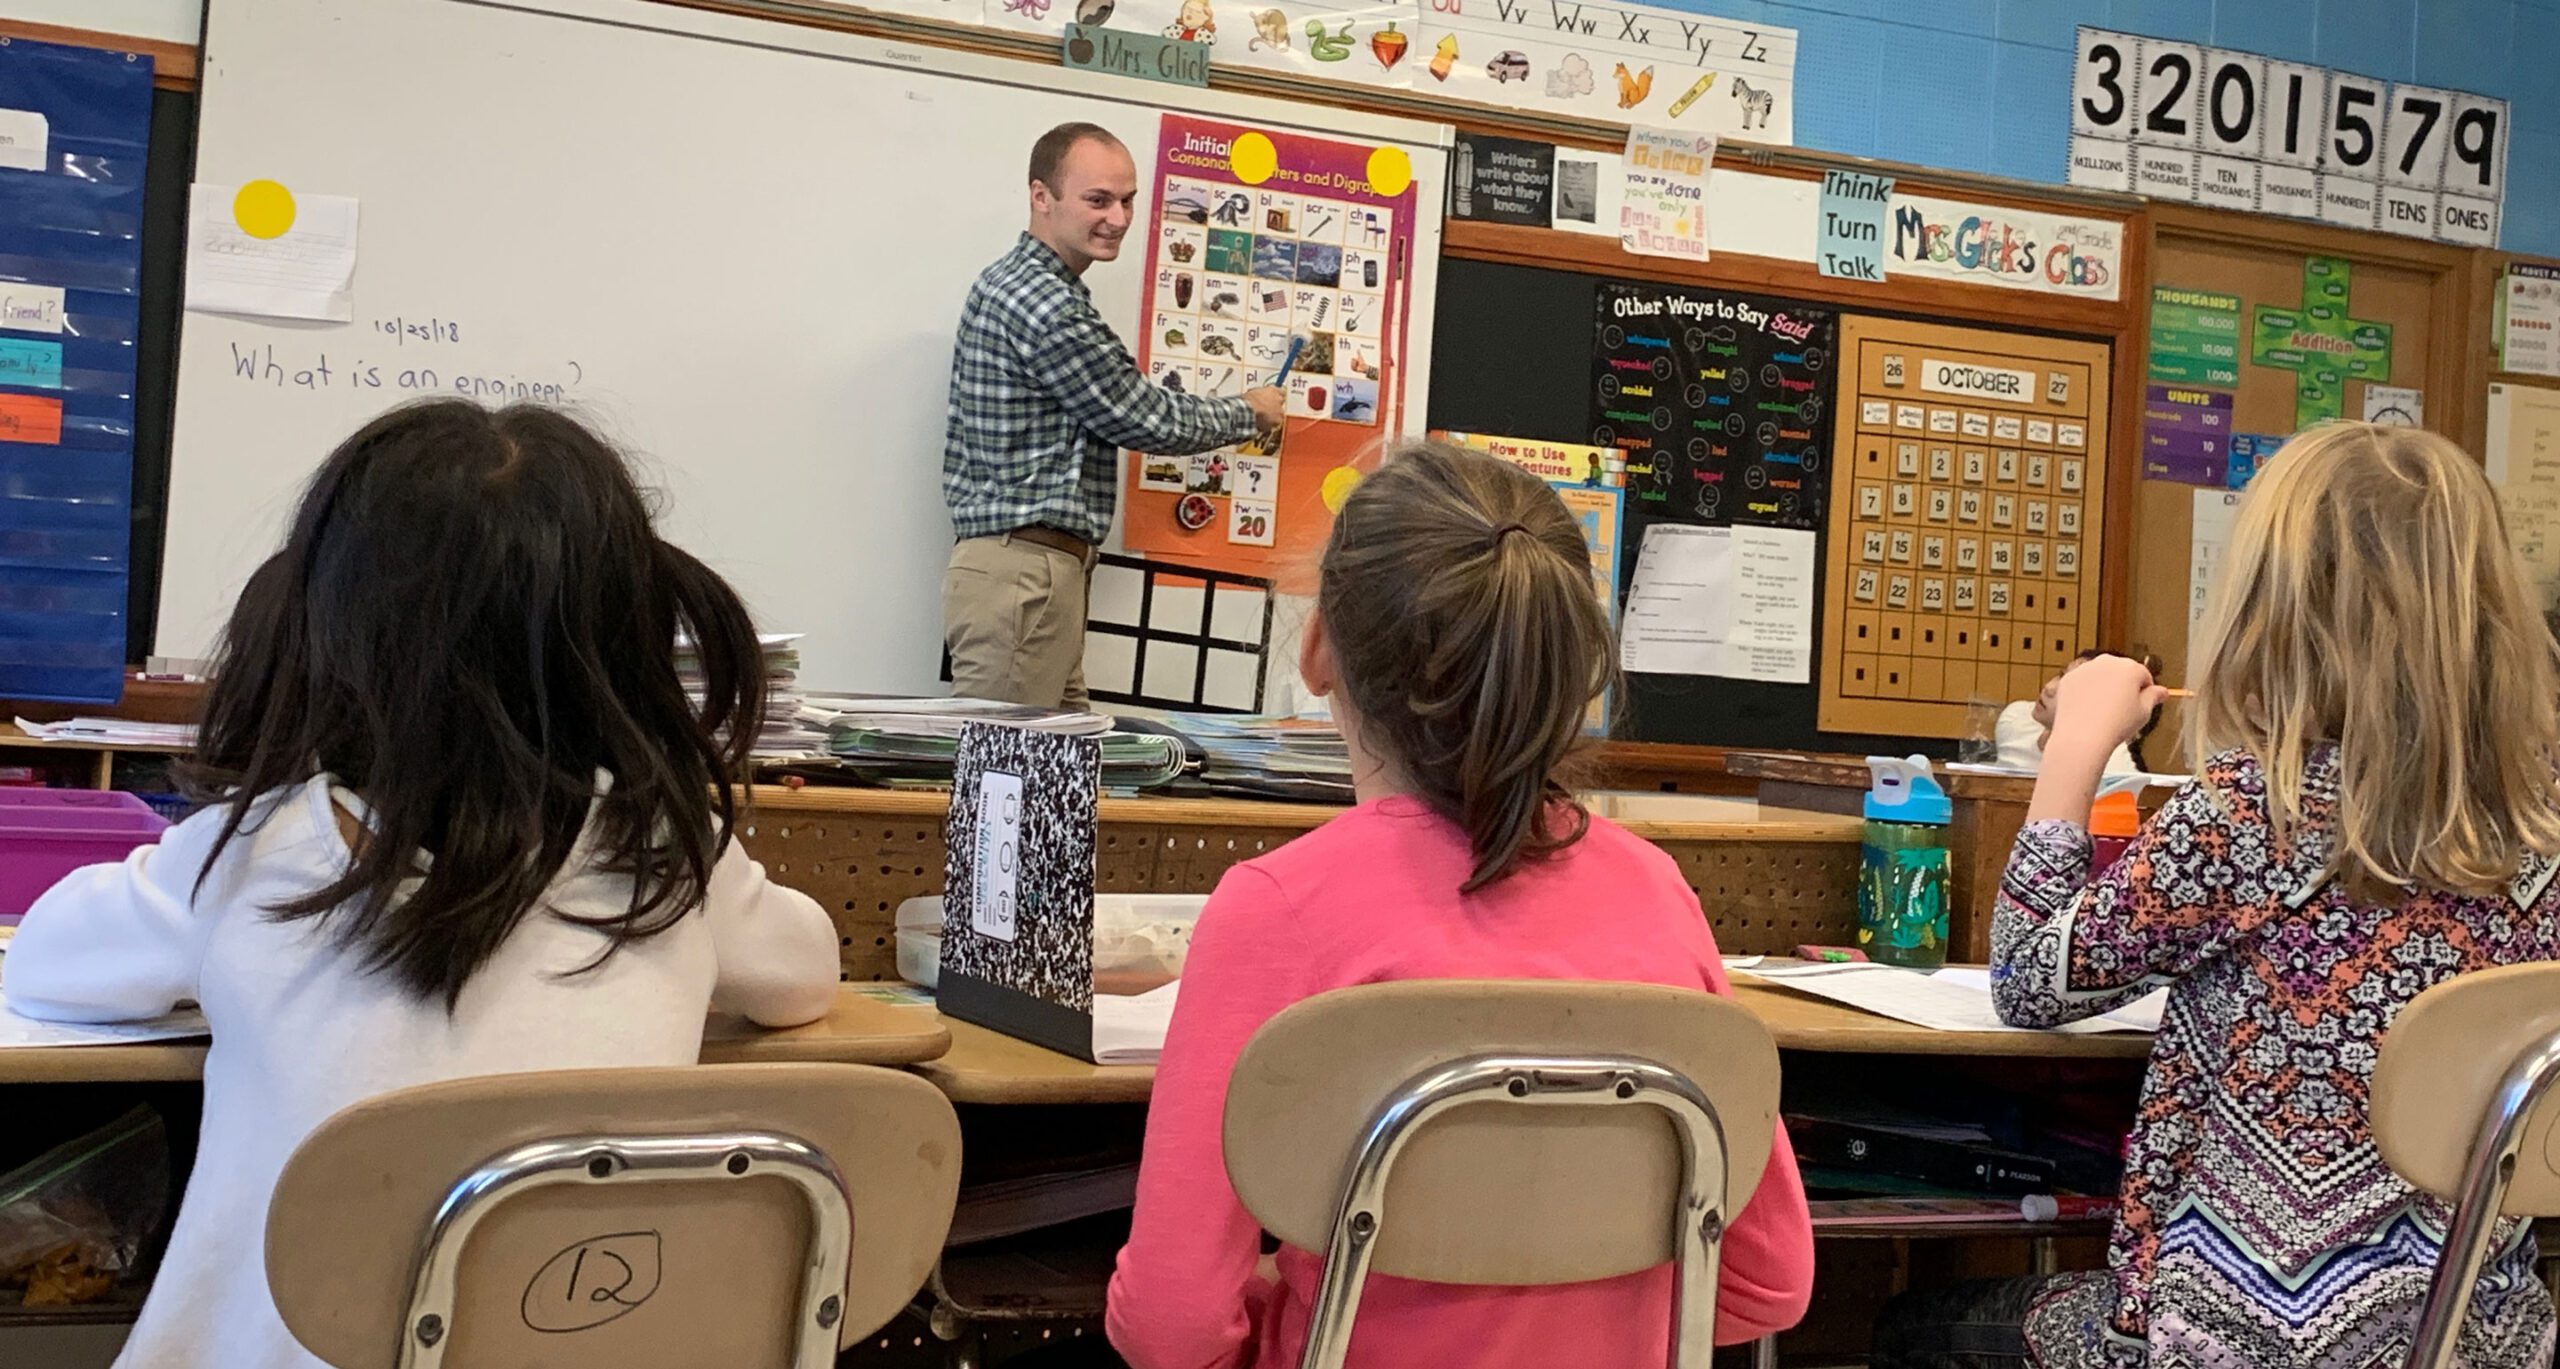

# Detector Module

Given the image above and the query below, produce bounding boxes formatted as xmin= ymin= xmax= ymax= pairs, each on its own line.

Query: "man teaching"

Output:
xmin=941 ymin=122 xmax=1285 ymax=709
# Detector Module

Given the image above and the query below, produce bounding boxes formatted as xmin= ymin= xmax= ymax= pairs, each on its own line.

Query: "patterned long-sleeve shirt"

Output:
xmin=1991 ymin=746 xmax=2560 ymax=1369
xmin=942 ymin=234 xmax=1256 ymax=544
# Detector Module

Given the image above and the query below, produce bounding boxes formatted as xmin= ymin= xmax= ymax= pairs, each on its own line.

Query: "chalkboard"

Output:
xmin=1428 ymin=256 xmax=1947 ymax=757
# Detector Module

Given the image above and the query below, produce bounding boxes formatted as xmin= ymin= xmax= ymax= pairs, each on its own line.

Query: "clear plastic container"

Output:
xmin=892 ymin=893 xmax=1209 ymax=991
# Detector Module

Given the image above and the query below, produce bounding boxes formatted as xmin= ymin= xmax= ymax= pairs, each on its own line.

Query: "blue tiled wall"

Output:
xmin=1698 ymin=0 xmax=2560 ymax=256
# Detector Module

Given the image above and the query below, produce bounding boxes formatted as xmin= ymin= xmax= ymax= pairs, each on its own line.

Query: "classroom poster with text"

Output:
xmin=1590 ymin=281 xmax=1835 ymax=531
xmin=1123 ymin=114 xmax=1419 ymax=579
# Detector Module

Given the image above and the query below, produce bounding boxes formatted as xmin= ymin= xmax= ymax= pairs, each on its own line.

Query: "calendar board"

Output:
xmin=1819 ymin=319 xmax=2113 ymax=737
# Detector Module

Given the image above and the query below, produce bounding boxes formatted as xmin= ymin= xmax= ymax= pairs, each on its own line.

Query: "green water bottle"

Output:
xmin=1858 ymin=755 xmax=1952 ymax=970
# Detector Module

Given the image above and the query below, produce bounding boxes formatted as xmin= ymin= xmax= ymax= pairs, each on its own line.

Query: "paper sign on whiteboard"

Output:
xmin=184 ymin=186 xmax=361 ymax=323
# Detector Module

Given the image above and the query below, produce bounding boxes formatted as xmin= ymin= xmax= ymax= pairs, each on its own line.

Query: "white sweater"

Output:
xmin=1 ymin=776 xmax=840 ymax=1369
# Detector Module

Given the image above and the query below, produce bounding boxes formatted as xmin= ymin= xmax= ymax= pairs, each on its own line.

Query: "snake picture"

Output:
xmin=1305 ymin=18 xmax=1354 ymax=61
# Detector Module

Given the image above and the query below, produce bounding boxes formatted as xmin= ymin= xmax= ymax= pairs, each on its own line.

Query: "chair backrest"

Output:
xmin=266 ymin=1063 xmax=961 ymax=1369
xmin=1222 ymin=979 xmax=1779 ymax=1285
xmin=2374 ymin=962 xmax=2560 ymax=1216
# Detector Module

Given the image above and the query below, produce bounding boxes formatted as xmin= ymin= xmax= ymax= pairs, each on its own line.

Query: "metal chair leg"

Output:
xmin=2405 ymin=1026 xmax=2560 ymax=1369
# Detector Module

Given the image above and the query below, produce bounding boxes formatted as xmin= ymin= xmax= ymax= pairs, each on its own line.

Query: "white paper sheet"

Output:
xmin=0 ymin=109 xmax=47 ymax=173
xmin=184 ymin=186 xmax=360 ymax=322
xmin=2488 ymin=385 xmax=2560 ymax=608
xmin=1621 ymin=523 xmax=1732 ymax=675
xmin=1741 ymin=961 xmax=2158 ymax=1035
xmin=1932 ymin=965 xmax=2165 ymax=1034
xmin=0 ymin=991 xmax=208 ymax=1048
xmin=1619 ymin=523 xmax=1814 ymax=681
xmin=1727 ymin=527 xmax=1816 ymax=682
xmin=0 ymin=282 xmax=65 ymax=336
xmin=1620 ymin=127 xmax=1713 ymax=262
xmin=1091 ymin=980 xmax=1180 ymax=1065
xmin=1550 ymin=149 xmax=1626 ymax=237
xmin=2360 ymin=384 xmax=2423 ymax=427
xmin=2188 ymin=489 xmax=2244 ymax=656
xmin=2503 ymin=266 xmax=2560 ymax=378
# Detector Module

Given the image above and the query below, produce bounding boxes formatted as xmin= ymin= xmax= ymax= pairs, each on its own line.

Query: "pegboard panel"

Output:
xmin=738 ymin=811 xmax=946 ymax=983
xmin=741 ymin=804 xmax=1859 ymax=976
xmin=1659 ymin=839 xmax=1861 ymax=954
xmin=1098 ymin=825 xmax=1299 ymax=895
xmin=739 ymin=812 xmax=1318 ymax=982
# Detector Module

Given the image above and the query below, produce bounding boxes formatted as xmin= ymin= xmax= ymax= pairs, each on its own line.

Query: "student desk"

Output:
xmin=0 ymin=987 xmax=953 ymax=1085
xmin=737 ymin=786 xmax=1869 ymax=983
xmin=915 ymin=975 xmax=2152 ymax=1106
xmin=914 ymin=975 xmax=2150 ymax=1369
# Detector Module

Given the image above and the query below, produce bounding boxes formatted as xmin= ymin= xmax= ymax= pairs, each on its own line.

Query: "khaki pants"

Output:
xmin=943 ymin=533 xmax=1091 ymax=710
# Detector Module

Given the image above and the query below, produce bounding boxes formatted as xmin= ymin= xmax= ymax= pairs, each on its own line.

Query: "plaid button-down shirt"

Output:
xmin=942 ymin=234 xmax=1257 ymax=544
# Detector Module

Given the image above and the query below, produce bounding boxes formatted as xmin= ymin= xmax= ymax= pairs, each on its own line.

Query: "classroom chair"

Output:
xmin=2373 ymin=962 xmax=2560 ymax=1369
xmin=1222 ymin=980 xmax=1782 ymax=1369
xmin=263 ymin=1062 xmax=962 ymax=1369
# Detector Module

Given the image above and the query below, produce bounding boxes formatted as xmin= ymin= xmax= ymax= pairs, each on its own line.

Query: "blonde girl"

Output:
xmin=1880 ymin=425 xmax=2560 ymax=1369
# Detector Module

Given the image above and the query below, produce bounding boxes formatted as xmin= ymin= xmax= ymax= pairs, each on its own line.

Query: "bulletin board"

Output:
xmin=1819 ymin=319 xmax=2112 ymax=738
xmin=2125 ymin=204 xmax=2472 ymax=758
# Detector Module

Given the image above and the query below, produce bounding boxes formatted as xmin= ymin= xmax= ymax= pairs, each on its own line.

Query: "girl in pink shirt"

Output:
xmin=1106 ymin=440 xmax=1816 ymax=1369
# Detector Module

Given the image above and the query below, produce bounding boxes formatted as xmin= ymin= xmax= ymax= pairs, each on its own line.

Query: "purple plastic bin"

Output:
xmin=0 ymin=790 xmax=169 ymax=922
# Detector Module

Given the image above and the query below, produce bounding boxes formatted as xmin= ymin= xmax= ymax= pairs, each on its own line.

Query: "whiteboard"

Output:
xmin=166 ymin=0 xmax=1449 ymax=692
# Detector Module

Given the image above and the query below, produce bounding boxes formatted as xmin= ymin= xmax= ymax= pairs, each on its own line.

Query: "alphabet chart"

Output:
xmin=1818 ymin=318 xmax=2113 ymax=737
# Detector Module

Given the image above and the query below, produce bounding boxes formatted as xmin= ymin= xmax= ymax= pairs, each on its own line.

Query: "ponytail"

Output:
xmin=1318 ymin=441 xmax=1615 ymax=889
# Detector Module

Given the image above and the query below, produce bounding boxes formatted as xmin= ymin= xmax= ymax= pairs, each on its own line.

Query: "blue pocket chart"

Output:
xmin=0 ymin=40 xmax=153 ymax=704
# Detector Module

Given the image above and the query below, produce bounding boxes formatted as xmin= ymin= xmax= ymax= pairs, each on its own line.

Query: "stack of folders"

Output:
xmin=1131 ymin=712 xmax=1354 ymax=802
xmin=802 ymin=698 xmax=1188 ymax=791
xmin=13 ymin=718 xmax=198 ymax=748
xmin=679 ymin=632 xmax=822 ymax=760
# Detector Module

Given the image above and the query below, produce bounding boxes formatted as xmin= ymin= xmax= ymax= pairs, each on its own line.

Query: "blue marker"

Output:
xmin=1274 ymin=334 xmax=1305 ymax=388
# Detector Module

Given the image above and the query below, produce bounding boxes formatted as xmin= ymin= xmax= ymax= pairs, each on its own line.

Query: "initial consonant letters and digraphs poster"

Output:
xmin=1818 ymin=318 xmax=2112 ymax=738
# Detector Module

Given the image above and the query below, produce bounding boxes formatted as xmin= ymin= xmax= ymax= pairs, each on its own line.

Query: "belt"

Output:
xmin=1006 ymin=526 xmax=1094 ymax=560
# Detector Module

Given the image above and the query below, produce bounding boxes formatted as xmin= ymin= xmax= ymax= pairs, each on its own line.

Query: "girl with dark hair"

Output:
xmin=3 ymin=400 xmax=839 ymax=1369
xmin=1107 ymin=440 xmax=1814 ymax=1369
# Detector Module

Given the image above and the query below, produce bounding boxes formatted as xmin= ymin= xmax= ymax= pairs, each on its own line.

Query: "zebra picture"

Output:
xmin=1733 ymin=78 xmax=1774 ymax=131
